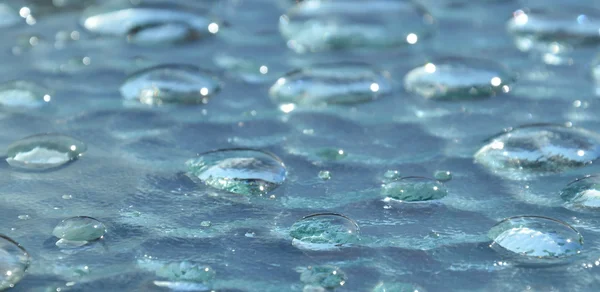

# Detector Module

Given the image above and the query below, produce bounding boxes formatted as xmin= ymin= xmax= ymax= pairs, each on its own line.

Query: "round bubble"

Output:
xmin=186 ymin=148 xmax=286 ymax=196
xmin=269 ymin=62 xmax=391 ymax=107
xmin=299 ymin=265 xmax=347 ymax=290
xmin=120 ymin=64 xmax=221 ymax=106
xmin=0 ymin=81 xmax=51 ymax=110
xmin=560 ymin=175 xmax=600 ymax=211
xmin=403 ymin=57 xmax=514 ymax=100
xmin=279 ymin=0 xmax=435 ymax=53
xmin=289 ymin=213 xmax=360 ymax=251
xmin=488 ymin=216 xmax=583 ymax=262
xmin=52 ymin=216 xmax=106 ymax=242
xmin=0 ymin=235 xmax=30 ymax=290
xmin=6 ymin=133 xmax=87 ymax=170
xmin=381 ymin=176 xmax=448 ymax=202
xmin=475 ymin=124 xmax=600 ymax=180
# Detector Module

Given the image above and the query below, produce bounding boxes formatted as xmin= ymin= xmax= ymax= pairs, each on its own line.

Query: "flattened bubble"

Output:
xmin=186 ymin=148 xmax=286 ymax=196
xmin=488 ymin=216 xmax=583 ymax=263
xmin=299 ymin=265 xmax=347 ymax=290
xmin=269 ymin=62 xmax=391 ymax=107
xmin=52 ymin=216 xmax=106 ymax=242
xmin=120 ymin=64 xmax=221 ymax=106
xmin=381 ymin=177 xmax=448 ymax=202
xmin=475 ymin=124 xmax=600 ymax=180
xmin=289 ymin=213 xmax=359 ymax=251
xmin=0 ymin=81 xmax=52 ymax=110
xmin=0 ymin=235 xmax=30 ymax=290
xmin=6 ymin=133 xmax=87 ymax=170
xmin=280 ymin=0 xmax=435 ymax=53
xmin=560 ymin=175 xmax=600 ymax=210
xmin=403 ymin=57 xmax=515 ymax=100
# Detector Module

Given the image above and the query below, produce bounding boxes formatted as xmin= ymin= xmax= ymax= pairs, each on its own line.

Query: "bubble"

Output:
xmin=52 ymin=216 xmax=106 ymax=243
xmin=474 ymin=124 xmax=600 ymax=180
xmin=81 ymin=3 xmax=217 ymax=45
xmin=0 ymin=81 xmax=51 ymax=110
xmin=0 ymin=235 xmax=29 ymax=290
xmin=299 ymin=265 xmax=347 ymax=290
xmin=6 ymin=133 xmax=87 ymax=170
xmin=318 ymin=170 xmax=331 ymax=181
xmin=488 ymin=216 xmax=583 ymax=263
xmin=560 ymin=175 xmax=600 ymax=211
xmin=279 ymin=0 xmax=435 ymax=53
xmin=186 ymin=149 xmax=286 ymax=196
xmin=383 ymin=170 xmax=401 ymax=181
xmin=381 ymin=177 xmax=448 ymax=202
xmin=373 ymin=282 xmax=427 ymax=292
xmin=403 ymin=57 xmax=515 ymax=100
xmin=289 ymin=213 xmax=360 ymax=251
xmin=269 ymin=62 xmax=391 ymax=107
xmin=433 ymin=170 xmax=452 ymax=182
xmin=120 ymin=64 xmax=221 ymax=106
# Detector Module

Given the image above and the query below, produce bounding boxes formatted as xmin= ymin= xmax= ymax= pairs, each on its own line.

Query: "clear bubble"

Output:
xmin=299 ymin=265 xmax=347 ymax=290
xmin=279 ymin=0 xmax=435 ymax=53
xmin=403 ymin=57 xmax=515 ymax=100
xmin=560 ymin=175 xmax=600 ymax=211
xmin=81 ymin=3 xmax=217 ymax=45
xmin=488 ymin=216 xmax=583 ymax=263
xmin=0 ymin=235 xmax=29 ymax=290
xmin=120 ymin=64 xmax=221 ymax=106
xmin=318 ymin=170 xmax=331 ymax=181
xmin=53 ymin=216 xmax=106 ymax=242
xmin=269 ymin=62 xmax=391 ymax=107
xmin=475 ymin=124 xmax=600 ymax=180
xmin=381 ymin=177 xmax=448 ymax=202
xmin=6 ymin=133 xmax=87 ymax=170
xmin=433 ymin=170 xmax=452 ymax=182
xmin=0 ymin=81 xmax=51 ymax=110
xmin=289 ymin=213 xmax=360 ymax=250
xmin=186 ymin=149 xmax=286 ymax=196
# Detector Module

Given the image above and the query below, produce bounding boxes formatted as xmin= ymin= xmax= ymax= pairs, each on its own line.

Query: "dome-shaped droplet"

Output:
xmin=560 ymin=175 xmax=600 ymax=210
xmin=279 ymin=0 xmax=435 ymax=53
xmin=403 ymin=57 xmax=514 ymax=100
xmin=52 ymin=216 xmax=106 ymax=242
xmin=475 ymin=124 xmax=600 ymax=180
xmin=289 ymin=213 xmax=360 ymax=250
xmin=299 ymin=265 xmax=347 ymax=290
xmin=0 ymin=235 xmax=29 ymax=290
xmin=6 ymin=134 xmax=87 ymax=170
xmin=81 ymin=3 xmax=218 ymax=45
xmin=269 ymin=62 xmax=391 ymax=107
xmin=381 ymin=177 xmax=448 ymax=202
xmin=0 ymin=81 xmax=51 ymax=110
xmin=488 ymin=216 xmax=583 ymax=262
xmin=120 ymin=65 xmax=221 ymax=106
xmin=186 ymin=149 xmax=286 ymax=196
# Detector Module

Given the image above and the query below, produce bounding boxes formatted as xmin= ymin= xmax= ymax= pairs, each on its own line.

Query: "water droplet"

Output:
xmin=270 ymin=62 xmax=391 ymax=107
xmin=404 ymin=57 xmax=515 ymax=100
xmin=6 ymin=134 xmax=87 ymax=170
xmin=434 ymin=170 xmax=452 ymax=182
xmin=81 ymin=3 xmax=217 ymax=45
xmin=382 ymin=177 xmax=448 ymax=202
xmin=560 ymin=175 xmax=600 ymax=210
xmin=186 ymin=149 xmax=286 ymax=196
xmin=120 ymin=64 xmax=221 ymax=106
xmin=475 ymin=124 xmax=600 ymax=180
xmin=373 ymin=282 xmax=427 ymax=292
xmin=316 ymin=148 xmax=348 ymax=161
xmin=280 ymin=0 xmax=435 ymax=52
xmin=299 ymin=265 xmax=347 ymax=290
xmin=488 ymin=216 xmax=583 ymax=262
xmin=289 ymin=213 xmax=360 ymax=250
xmin=0 ymin=81 xmax=51 ymax=110
xmin=0 ymin=235 xmax=30 ymax=290
xmin=52 ymin=216 xmax=106 ymax=242
xmin=318 ymin=170 xmax=331 ymax=180
xmin=383 ymin=170 xmax=401 ymax=181
xmin=200 ymin=221 xmax=211 ymax=227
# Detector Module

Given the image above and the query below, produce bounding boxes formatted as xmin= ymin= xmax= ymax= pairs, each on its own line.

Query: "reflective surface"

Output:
xmin=0 ymin=235 xmax=29 ymax=291
xmin=289 ymin=213 xmax=360 ymax=250
xmin=560 ymin=175 xmax=600 ymax=210
xmin=5 ymin=133 xmax=87 ymax=170
xmin=381 ymin=176 xmax=448 ymax=202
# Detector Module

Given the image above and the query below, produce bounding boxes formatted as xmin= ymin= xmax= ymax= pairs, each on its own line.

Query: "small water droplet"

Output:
xmin=488 ymin=216 xmax=583 ymax=263
xmin=299 ymin=265 xmax=347 ymax=290
xmin=120 ymin=64 xmax=221 ymax=106
xmin=382 ymin=177 xmax=448 ymax=202
xmin=383 ymin=170 xmax=401 ymax=181
xmin=318 ymin=170 xmax=331 ymax=180
xmin=186 ymin=149 xmax=286 ymax=196
xmin=560 ymin=175 xmax=600 ymax=211
xmin=6 ymin=134 xmax=87 ymax=170
xmin=200 ymin=221 xmax=211 ymax=227
xmin=404 ymin=57 xmax=515 ymax=100
xmin=52 ymin=216 xmax=106 ymax=242
xmin=316 ymin=148 xmax=348 ymax=161
xmin=434 ymin=170 xmax=452 ymax=182
xmin=17 ymin=215 xmax=29 ymax=220
xmin=290 ymin=213 xmax=360 ymax=250
xmin=280 ymin=0 xmax=435 ymax=52
xmin=0 ymin=235 xmax=30 ymax=290
xmin=270 ymin=62 xmax=391 ymax=107
xmin=0 ymin=81 xmax=52 ymax=110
